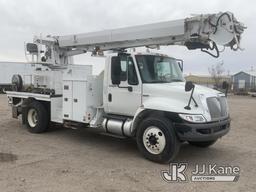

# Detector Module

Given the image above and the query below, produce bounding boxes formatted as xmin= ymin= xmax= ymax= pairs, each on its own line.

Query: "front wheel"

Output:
xmin=188 ymin=140 xmax=217 ymax=148
xmin=136 ymin=116 xmax=180 ymax=163
xmin=25 ymin=101 xmax=49 ymax=133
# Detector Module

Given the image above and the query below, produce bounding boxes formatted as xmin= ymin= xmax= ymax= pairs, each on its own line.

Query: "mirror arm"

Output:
xmin=191 ymin=96 xmax=198 ymax=107
xmin=176 ymin=59 xmax=184 ymax=72
xmin=185 ymin=86 xmax=196 ymax=110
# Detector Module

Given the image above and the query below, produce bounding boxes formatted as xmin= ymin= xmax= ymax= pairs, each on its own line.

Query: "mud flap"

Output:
xmin=21 ymin=107 xmax=27 ymax=125
xmin=12 ymin=106 xmax=18 ymax=119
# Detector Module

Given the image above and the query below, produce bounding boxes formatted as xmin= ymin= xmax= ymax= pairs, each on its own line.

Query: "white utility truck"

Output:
xmin=7 ymin=12 xmax=245 ymax=163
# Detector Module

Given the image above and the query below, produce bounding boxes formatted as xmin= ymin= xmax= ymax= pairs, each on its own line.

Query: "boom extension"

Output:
xmin=30 ymin=12 xmax=245 ymax=65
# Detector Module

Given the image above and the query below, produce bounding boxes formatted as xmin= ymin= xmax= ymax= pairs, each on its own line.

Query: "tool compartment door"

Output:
xmin=72 ymin=81 xmax=87 ymax=123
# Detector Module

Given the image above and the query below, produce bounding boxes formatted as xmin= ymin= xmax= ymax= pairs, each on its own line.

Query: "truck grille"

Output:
xmin=206 ymin=97 xmax=228 ymax=120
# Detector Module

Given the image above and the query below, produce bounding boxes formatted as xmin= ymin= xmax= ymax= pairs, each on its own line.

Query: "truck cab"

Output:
xmin=100 ymin=52 xmax=230 ymax=162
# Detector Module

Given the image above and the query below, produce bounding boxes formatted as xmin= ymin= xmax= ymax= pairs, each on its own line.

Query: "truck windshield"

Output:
xmin=135 ymin=55 xmax=184 ymax=83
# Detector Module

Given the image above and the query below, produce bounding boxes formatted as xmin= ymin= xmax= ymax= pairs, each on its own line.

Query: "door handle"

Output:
xmin=117 ymin=85 xmax=133 ymax=92
xmin=108 ymin=94 xmax=112 ymax=102
xmin=74 ymin=98 xmax=78 ymax=103
xmin=127 ymin=86 xmax=133 ymax=92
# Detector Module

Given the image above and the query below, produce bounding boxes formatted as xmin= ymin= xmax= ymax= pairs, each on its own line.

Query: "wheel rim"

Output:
xmin=27 ymin=108 xmax=38 ymax=128
xmin=143 ymin=126 xmax=166 ymax=155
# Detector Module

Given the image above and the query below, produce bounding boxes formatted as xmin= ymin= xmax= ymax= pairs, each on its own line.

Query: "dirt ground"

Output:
xmin=0 ymin=94 xmax=255 ymax=192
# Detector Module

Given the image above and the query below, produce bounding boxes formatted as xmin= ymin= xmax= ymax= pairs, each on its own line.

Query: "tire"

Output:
xmin=188 ymin=140 xmax=217 ymax=148
xmin=24 ymin=101 xmax=49 ymax=133
xmin=136 ymin=116 xmax=180 ymax=163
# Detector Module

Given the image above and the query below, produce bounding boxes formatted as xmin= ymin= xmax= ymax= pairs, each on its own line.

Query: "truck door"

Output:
xmin=106 ymin=55 xmax=141 ymax=116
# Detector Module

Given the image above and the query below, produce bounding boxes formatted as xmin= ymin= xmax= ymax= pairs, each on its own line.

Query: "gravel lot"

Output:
xmin=0 ymin=94 xmax=255 ymax=192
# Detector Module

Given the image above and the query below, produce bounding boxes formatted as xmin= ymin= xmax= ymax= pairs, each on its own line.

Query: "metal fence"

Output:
xmin=231 ymin=82 xmax=256 ymax=93
xmin=194 ymin=81 xmax=256 ymax=93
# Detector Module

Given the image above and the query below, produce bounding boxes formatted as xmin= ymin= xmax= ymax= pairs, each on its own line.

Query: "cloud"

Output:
xmin=0 ymin=0 xmax=254 ymax=74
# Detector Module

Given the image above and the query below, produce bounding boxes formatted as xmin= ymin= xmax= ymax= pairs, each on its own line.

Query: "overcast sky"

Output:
xmin=0 ymin=0 xmax=254 ymax=75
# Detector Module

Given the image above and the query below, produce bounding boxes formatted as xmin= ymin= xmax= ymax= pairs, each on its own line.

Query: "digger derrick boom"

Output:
xmin=31 ymin=12 xmax=245 ymax=65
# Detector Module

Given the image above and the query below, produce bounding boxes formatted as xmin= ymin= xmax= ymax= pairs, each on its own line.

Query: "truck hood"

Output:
xmin=143 ymin=82 xmax=221 ymax=98
xmin=142 ymin=82 xmax=224 ymax=120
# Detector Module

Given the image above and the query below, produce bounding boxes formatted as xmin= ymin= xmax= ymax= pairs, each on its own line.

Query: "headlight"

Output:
xmin=179 ymin=114 xmax=206 ymax=123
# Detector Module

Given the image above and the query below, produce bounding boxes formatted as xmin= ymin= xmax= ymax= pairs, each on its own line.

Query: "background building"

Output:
xmin=0 ymin=62 xmax=34 ymax=84
xmin=0 ymin=62 xmax=34 ymax=92
xmin=232 ymin=71 xmax=256 ymax=92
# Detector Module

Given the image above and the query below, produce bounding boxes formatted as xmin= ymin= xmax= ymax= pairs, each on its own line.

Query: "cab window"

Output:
xmin=111 ymin=56 xmax=138 ymax=85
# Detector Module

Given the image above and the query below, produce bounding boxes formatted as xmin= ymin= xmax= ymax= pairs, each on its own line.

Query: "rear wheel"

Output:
xmin=188 ymin=140 xmax=217 ymax=147
xmin=25 ymin=101 xmax=49 ymax=133
xmin=136 ymin=116 xmax=180 ymax=163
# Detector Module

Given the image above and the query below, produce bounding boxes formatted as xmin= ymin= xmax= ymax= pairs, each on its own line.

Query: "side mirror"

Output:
xmin=26 ymin=43 xmax=38 ymax=54
xmin=185 ymin=81 xmax=194 ymax=92
xmin=111 ymin=57 xmax=121 ymax=85
xmin=176 ymin=59 xmax=184 ymax=72
xmin=222 ymin=81 xmax=229 ymax=97
xmin=222 ymin=81 xmax=229 ymax=89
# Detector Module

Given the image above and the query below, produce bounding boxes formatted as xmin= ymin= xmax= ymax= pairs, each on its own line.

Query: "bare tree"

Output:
xmin=208 ymin=61 xmax=225 ymax=89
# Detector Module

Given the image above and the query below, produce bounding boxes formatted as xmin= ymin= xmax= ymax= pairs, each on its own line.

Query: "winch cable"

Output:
xmin=201 ymin=41 xmax=220 ymax=58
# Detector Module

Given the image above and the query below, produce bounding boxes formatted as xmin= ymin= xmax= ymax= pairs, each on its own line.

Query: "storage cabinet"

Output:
xmin=63 ymin=80 xmax=88 ymax=123
xmin=62 ymin=65 xmax=95 ymax=124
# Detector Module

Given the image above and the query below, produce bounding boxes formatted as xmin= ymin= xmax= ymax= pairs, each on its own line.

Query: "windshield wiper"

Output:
xmin=147 ymin=80 xmax=170 ymax=83
xmin=171 ymin=79 xmax=183 ymax=82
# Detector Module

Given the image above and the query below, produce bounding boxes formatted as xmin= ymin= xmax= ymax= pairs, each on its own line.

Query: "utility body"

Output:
xmin=6 ymin=12 xmax=245 ymax=163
